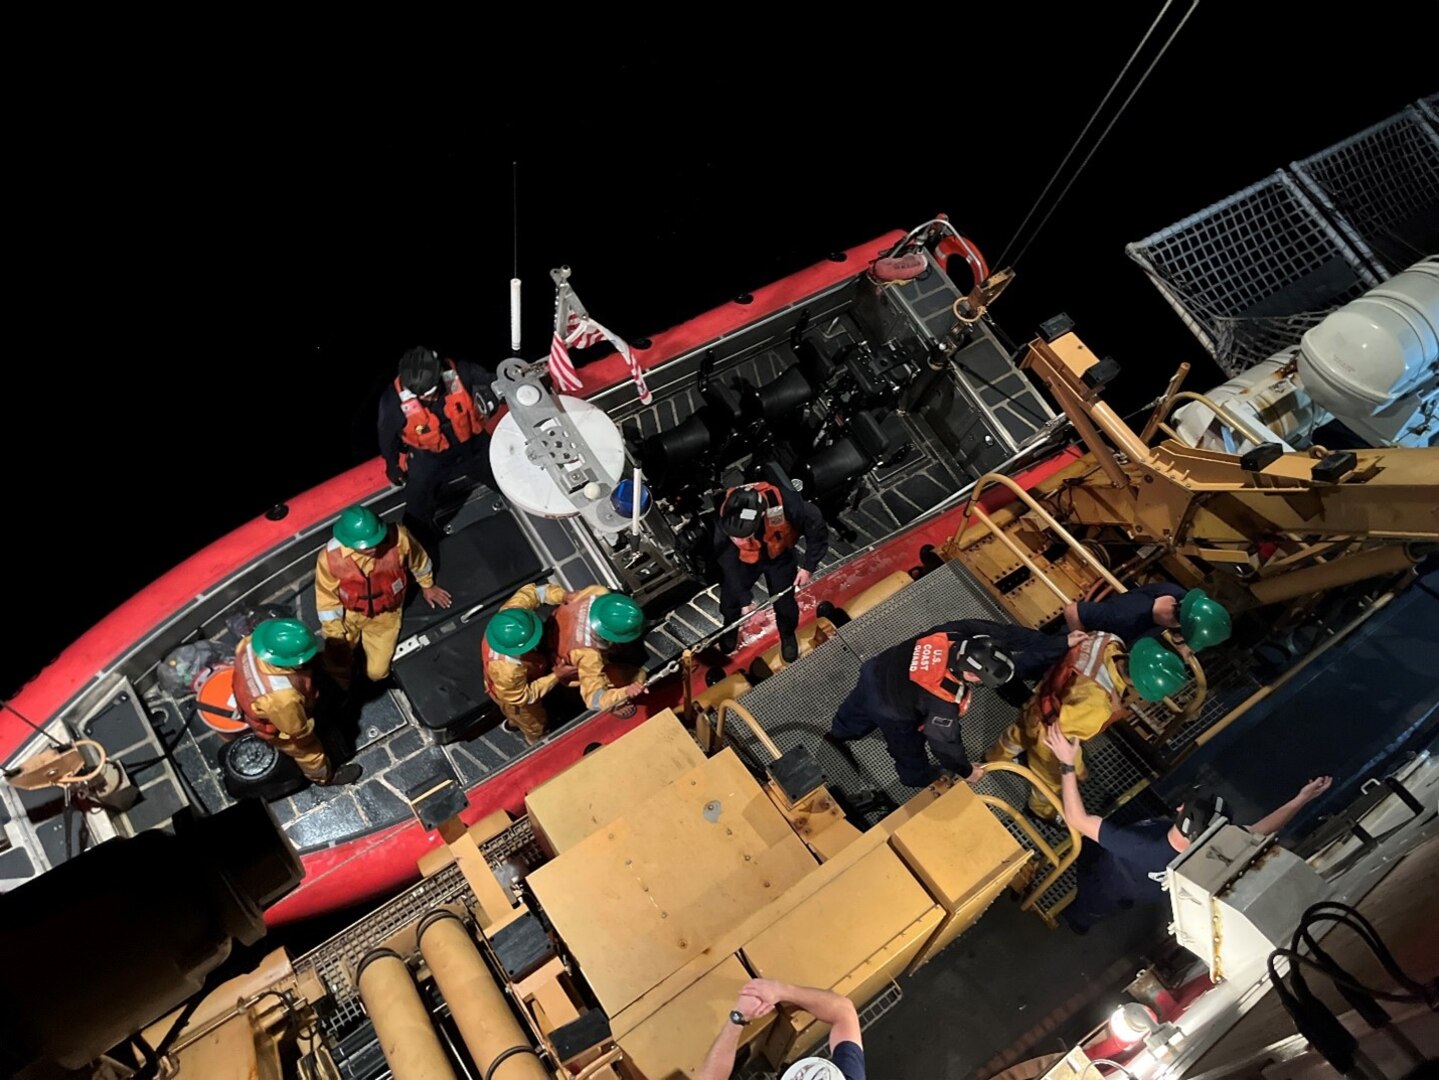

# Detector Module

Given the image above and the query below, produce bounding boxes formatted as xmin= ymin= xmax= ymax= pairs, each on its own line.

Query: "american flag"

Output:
xmin=549 ymin=270 xmax=652 ymax=404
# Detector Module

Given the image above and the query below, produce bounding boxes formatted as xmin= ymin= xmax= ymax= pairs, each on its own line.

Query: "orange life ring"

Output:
xmin=195 ymin=666 xmax=248 ymax=738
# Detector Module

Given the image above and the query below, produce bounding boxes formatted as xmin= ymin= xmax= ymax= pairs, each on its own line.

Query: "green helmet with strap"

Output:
xmin=1127 ymin=636 xmax=1188 ymax=702
xmin=589 ymin=592 xmax=644 ymax=644
xmin=486 ymin=609 xmax=544 ymax=657
xmin=1179 ymin=588 xmax=1231 ymax=651
xmin=334 ymin=505 xmax=389 ymax=551
xmin=251 ymin=618 xmax=320 ymax=669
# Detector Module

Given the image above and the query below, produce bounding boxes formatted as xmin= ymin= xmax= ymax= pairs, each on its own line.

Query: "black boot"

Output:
xmin=718 ymin=629 xmax=738 ymax=655
xmin=780 ymin=629 xmax=799 ymax=663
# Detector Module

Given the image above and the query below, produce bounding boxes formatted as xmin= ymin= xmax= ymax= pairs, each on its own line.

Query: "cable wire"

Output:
xmin=1007 ymin=0 xmax=1202 ymax=269
xmin=996 ymin=0 xmax=1178 ymax=267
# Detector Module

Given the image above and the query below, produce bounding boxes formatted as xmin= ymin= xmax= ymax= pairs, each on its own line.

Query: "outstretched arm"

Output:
xmin=1045 ymin=727 xmax=1102 ymax=841
xmin=697 ymin=992 xmax=767 ymax=1080
xmin=1249 ymin=776 xmax=1332 ymax=836
xmin=1063 ymin=602 xmax=1084 ymax=634
xmin=743 ymin=979 xmax=861 ymax=1051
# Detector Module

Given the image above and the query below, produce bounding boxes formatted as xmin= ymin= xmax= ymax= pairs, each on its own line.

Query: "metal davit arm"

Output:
xmin=976 ymin=762 xmax=1082 ymax=914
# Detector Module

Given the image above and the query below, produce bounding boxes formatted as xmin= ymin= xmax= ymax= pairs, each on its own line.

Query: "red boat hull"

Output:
xmin=4 ymin=226 xmax=1079 ymax=924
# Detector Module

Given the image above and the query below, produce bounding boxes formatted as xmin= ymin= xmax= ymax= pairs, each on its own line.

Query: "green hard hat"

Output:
xmin=589 ymin=592 xmax=645 ymax=644
xmin=334 ymin=505 xmax=389 ymax=550
xmin=251 ymin=618 xmax=320 ymax=669
xmin=1179 ymin=588 xmax=1232 ymax=651
xmin=1128 ymin=636 xmax=1188 ymax=703
xmin=486 ymin=609 xmax=544 ymax=657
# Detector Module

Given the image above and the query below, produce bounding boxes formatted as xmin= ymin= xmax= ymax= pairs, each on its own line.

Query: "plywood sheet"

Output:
xmin=529 ymin=749 xmax=817 ymax=1014
xmin=618 ymin=954 xmax=772 ymax=1080
xmin=526 ymin=710 xmax=705 ymax=854
xmin=741 ymin=844 xmax=938 ymax=992
xmin=887 ymin=781 xmax=1027 ymax=909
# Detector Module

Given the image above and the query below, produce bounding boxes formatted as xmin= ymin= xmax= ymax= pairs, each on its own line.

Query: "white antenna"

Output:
xmin=510 ymin=162 xmax=522 ymax=353
xmin=510 ymin=278 xmax=522 ymax=353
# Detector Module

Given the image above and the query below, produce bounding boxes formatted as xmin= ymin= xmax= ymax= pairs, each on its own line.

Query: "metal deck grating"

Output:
xmin=298 ymin=860 xmax=473 ymax=1036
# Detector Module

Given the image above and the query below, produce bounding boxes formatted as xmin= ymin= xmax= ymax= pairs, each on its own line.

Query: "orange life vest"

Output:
xmin=232 ymin=638 xmax=317 ymax=741
xmin=552 ymin=592 xmax=607 ymax=660
xmin=1032 ymin=632 xmax=1127 ymax=729
xmin=324 ymin=535 xmax=406 ymax=617
xmin=723 ymin=482 xmax=798 ymax=563
xmin=394 ymin=359 xmax=485 ymax=456
xmin=908 ymin=632 xmax=972 ymax=714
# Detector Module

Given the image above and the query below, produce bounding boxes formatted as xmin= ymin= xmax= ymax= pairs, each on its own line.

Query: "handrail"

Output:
xmin=1162 ymin=389 xmax=1283 ymax=450
xmin=957 ymin=472 xmax=1129 ymax=596
xmin=958 ymin=472 xmax=1208 ymax=720
xmin=714 ymin=700 xmax=784 ymax=762
xmin=977 ymin=761 xmax=1082 ymax=913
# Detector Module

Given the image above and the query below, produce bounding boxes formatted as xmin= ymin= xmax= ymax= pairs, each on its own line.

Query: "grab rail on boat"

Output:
xmin=713 ymin=699 xmax=784 ymax=762
xmin=977 ymin=761 xmax=1082 ymax=920
xmin=955 ymin=472 xmax=1208 ymax=724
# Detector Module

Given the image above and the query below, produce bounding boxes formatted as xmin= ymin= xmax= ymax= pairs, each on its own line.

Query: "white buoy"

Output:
xmin=583 ymin=481 xmax=603 ymax=501
xmin=510 ymin=278 xmax=522 ymax=353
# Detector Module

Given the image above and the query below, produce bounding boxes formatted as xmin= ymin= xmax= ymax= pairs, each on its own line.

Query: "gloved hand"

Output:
xmin=386 ymin=462 xmax=406 ymax=487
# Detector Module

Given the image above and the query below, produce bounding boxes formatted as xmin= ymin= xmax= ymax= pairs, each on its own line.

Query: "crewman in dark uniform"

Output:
xmin=827 ymin=619 xmax=1068 ymax=787
xmin=715 ymin=481 xmax=828 ymax=663
xmin=377 ymin=345 xmax=498 ymax=535
xmin=1064 ymin=582 xmax=1173 ymax=644
xmin=1046 ymin=727 xmax=1332 ymax=933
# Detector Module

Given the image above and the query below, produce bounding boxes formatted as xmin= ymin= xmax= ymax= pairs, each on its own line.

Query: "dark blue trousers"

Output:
xmin=830 ymin=660 xmax=938 ymax=787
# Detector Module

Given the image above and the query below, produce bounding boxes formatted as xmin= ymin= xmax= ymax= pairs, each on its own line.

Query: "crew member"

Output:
xmin=715 ymin=480 xmax=828 ymax=663
xmin=698 ymin=978 xmax=865 ymax=1080
xmin=377 ymin=345 xmax=497 ymax=534
xmin=315 ymin=505 xmax=451 ymax=691
xmin=1064 ymin=582 xmax=1229 ymax=652
xmin=1046 ymin=727 xmax=1332 ymax=933
xmin=828 ymin=619 xmax=1068 ymax=788
xmin=233 ymin=618 xmax=360 ymax=786
xmin=483 ymin=583 xmax=647 ymax=744
xmin=986 ymin=632 xmax=1185 ymax=818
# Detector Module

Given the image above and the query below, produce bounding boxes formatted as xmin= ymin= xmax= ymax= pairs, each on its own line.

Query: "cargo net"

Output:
xmin=1126 ymin=171 xmax=1378 ymax=376
xmin=1291 ymin=105 xmax=1439 ymax=275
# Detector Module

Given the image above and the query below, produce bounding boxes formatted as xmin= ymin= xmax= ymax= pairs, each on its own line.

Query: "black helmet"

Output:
xmin=721 ymin=486 xmax=766 ymax=538
xmin=399 ymin=346 xmax=443 ymax=395
xmin=1175 ymin=788 xmax=1226 ymax=840
xmin=949 ymin=635 xmax=1015 ymax=688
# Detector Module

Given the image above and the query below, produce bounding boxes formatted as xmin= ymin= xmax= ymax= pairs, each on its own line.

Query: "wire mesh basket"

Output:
xmin=1291 ymin=106 xmax=1439 ymax=276
xmin=1126 ymin=171 xmax=1379 ymax=376
xmin=1418 ymin=91 xmax=1438 ymax=128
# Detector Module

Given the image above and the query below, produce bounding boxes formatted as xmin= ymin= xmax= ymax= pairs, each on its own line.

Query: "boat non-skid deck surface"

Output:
xmin=630 ymin=314 xmax=980 ymax=672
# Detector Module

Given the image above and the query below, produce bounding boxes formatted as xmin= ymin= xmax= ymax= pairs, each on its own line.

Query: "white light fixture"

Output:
xmin=1109 ymin=1002 xmax=1159 ymax=1045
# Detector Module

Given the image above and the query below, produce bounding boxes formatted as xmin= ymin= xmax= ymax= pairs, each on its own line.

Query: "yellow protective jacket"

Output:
xmin=314 ymin=525 xmax=435 ymax=631
xmin=484 ymin=583 xmax=567 ymax=709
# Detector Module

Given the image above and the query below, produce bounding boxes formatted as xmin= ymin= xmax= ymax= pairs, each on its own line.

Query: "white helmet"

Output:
xmin=781 ymin=1059 xmax=845 ymax=1080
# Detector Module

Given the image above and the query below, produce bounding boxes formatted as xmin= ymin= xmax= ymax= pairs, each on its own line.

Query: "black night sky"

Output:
xmin=6 ymin=8 xmax=1436 ymax=696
